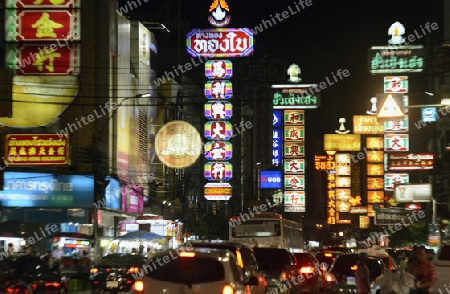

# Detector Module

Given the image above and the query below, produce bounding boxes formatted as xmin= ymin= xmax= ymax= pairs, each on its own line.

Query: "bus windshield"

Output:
xmin=231 ymin=220 xmax=281 ymax=237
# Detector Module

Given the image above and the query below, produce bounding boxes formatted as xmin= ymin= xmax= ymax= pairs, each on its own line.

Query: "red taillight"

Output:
xmin=6 ymin=288 xmax=21 ymax=293
xmin=222 ymin=285 xmax=234 ymax=294
xmin=93 ymin=281 xmax=100 ymax=285
xmin=90 ymin=268 xmax=98 ymax=274
xmin=300 ymin=266 xmax=314 ymax=274
xmin=31 ymin=284 xmax=37 ymax=290
xmin=133 ymin=281 xmax=144 ymax=292
xmin=44 ymin=282 xmax=60 ymax=287
xmin=281 ymin=270 xmax=288 ymax=281
xmin=325 ymin=273 xmax=336 ymax=283
xmin=258 ymin=276 xmax=267 ymax=287
xmin=127 ymin=266 xmax=140 ymax=274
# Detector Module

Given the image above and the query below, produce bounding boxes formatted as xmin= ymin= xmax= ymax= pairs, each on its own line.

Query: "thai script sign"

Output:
xmin=353 ymin=115 xmax=385 ymax=134
xmin=0 ymin=172 xmax=94 ymax=208
xmin=186 ymin=28 xmax=254 ymax=58
xmin=368 ymin=45 xmax=424 ymax=74
xmin=388 ymin=152 xmax=434 ymax=171
xmin=5 ymin=133 xmax=69 ymax=165
xmin=324 ymin=134 xmax=361 ymax=151
xmin=272 ymin=85 xmax=320 ymax=109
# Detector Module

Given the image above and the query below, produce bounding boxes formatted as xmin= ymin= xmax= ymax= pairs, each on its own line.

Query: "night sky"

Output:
xmin=129 ymin=0 xmax=443 ymax=220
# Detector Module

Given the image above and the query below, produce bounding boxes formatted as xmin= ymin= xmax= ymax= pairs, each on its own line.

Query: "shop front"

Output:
xmin=96 ymin=176 xmax=145 ymax=257
xmin=0 ymin=172 xmax=94 ymax=253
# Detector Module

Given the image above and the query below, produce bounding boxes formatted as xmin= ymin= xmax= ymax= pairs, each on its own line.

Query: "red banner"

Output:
xmin=7 ymin=43 xmax=79 ymax=75
xmin=5 ymin=134 xmax=70 ymax=166
xmin=5 ymin=9 xmax=80 ymax=42
xmin=5 ymin=0 xmax=80 ymax=8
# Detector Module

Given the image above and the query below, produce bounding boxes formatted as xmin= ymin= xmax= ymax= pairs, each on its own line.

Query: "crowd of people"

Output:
xmin=355 ymin=245 xmax=438 ymax=294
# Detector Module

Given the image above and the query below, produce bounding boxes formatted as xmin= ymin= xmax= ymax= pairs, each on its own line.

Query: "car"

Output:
xmin=357 ymin=249 xmax=399 ymax=272
xmin=131 ymin=247 xmax=258 ymax=294
xmin=0 ymin=253 xmax=68 ymax=294
xmin=293 ymin=252 xmax=325 ymax=293
xmin=187 ymin=241 xmax=268 ymax=294
xmin=314 ymin=252 xmax=336 ymax=273
xmin=325 ymin=253 xmax=388 ymax=294
xmin=252 ymin=247 xmax=301 ymax=294
xmin=90 ymin=253 xmax=146 ymax=293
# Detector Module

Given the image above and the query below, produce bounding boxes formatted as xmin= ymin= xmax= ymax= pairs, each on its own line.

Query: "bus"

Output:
xmin=228 ymin=212 xmax=303 ymax=251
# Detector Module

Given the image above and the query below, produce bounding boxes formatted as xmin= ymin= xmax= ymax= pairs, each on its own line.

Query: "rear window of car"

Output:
xmin=294 ymin=253 xmax=315 ymax=265
xmin=190 ymin=244 xmax=258 ymax=267
xmin=98 ymin=254 xmax=145 ymax=265
xmin=316 ymin=253 xmax=335 ymax=264
xmin=331 ymin=255 xmax=383 ymax=281
xmin=146 ymin=256 xmax=225 ymax=284
xmin=253 ymin=248 xmax=292 ymax=270
xmin=437 ymin=244 xmax=450 ymax=261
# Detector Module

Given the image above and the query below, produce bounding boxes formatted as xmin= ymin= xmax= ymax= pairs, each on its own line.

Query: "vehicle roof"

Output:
xmin=154 ymin=248 xmax=236 ymax=259
xmin=188 ymin=241 xmax=251 ymax=248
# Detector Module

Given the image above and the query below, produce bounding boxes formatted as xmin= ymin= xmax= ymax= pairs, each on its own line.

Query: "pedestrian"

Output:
xmin=40 ymin=250 xmax=53 ymax=268
xmin=7 ymin=243 xmax=14 ymax=255
xmin=397 ymin=250 xmax=408 ymax=272
xmin=52 ymin=245 xmax=64 ymax=261
xmin=406 ymin=246 xmax=438 ymax=294
xmin=355 ymin=253 xmax=370 ymax=294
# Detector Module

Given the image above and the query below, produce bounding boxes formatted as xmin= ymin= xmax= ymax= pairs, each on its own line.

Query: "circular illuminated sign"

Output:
xmin=155 ymin=121 xmax=202 ymax=168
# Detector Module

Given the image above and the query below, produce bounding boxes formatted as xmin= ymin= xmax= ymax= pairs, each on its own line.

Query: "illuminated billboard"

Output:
xmin=260 ymin=170 xmax=283 ymax=189
xmin=186 ymin=28 xmax=254 ymax=58
xmin=324 ymin=134 xmax=361 ymax=151
xmin=272 ymin=85 xmax=320 ymax=109
xmin=5 ymin=133 xmax=69 ymax=165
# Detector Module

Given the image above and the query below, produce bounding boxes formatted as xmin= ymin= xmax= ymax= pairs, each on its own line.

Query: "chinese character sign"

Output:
xmin=5 ymin=9 xmax=81 ymax=42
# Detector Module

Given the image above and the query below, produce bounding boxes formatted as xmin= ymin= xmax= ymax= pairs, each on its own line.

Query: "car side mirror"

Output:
xmin=247 ymin=276 xmax=259 ymax=286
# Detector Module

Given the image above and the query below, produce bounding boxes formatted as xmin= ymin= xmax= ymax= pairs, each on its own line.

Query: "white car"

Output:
xmin=132 ymin=248 xmax=258 ymax=294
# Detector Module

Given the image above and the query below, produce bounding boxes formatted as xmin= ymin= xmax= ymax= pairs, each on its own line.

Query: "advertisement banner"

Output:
xmin=0 ymin=172 xmax=94 ymax=208
xmin=5 ymin=134 xmax=69 ymax=166
xmin=121 ymin=184 xmax=144 ymax=214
